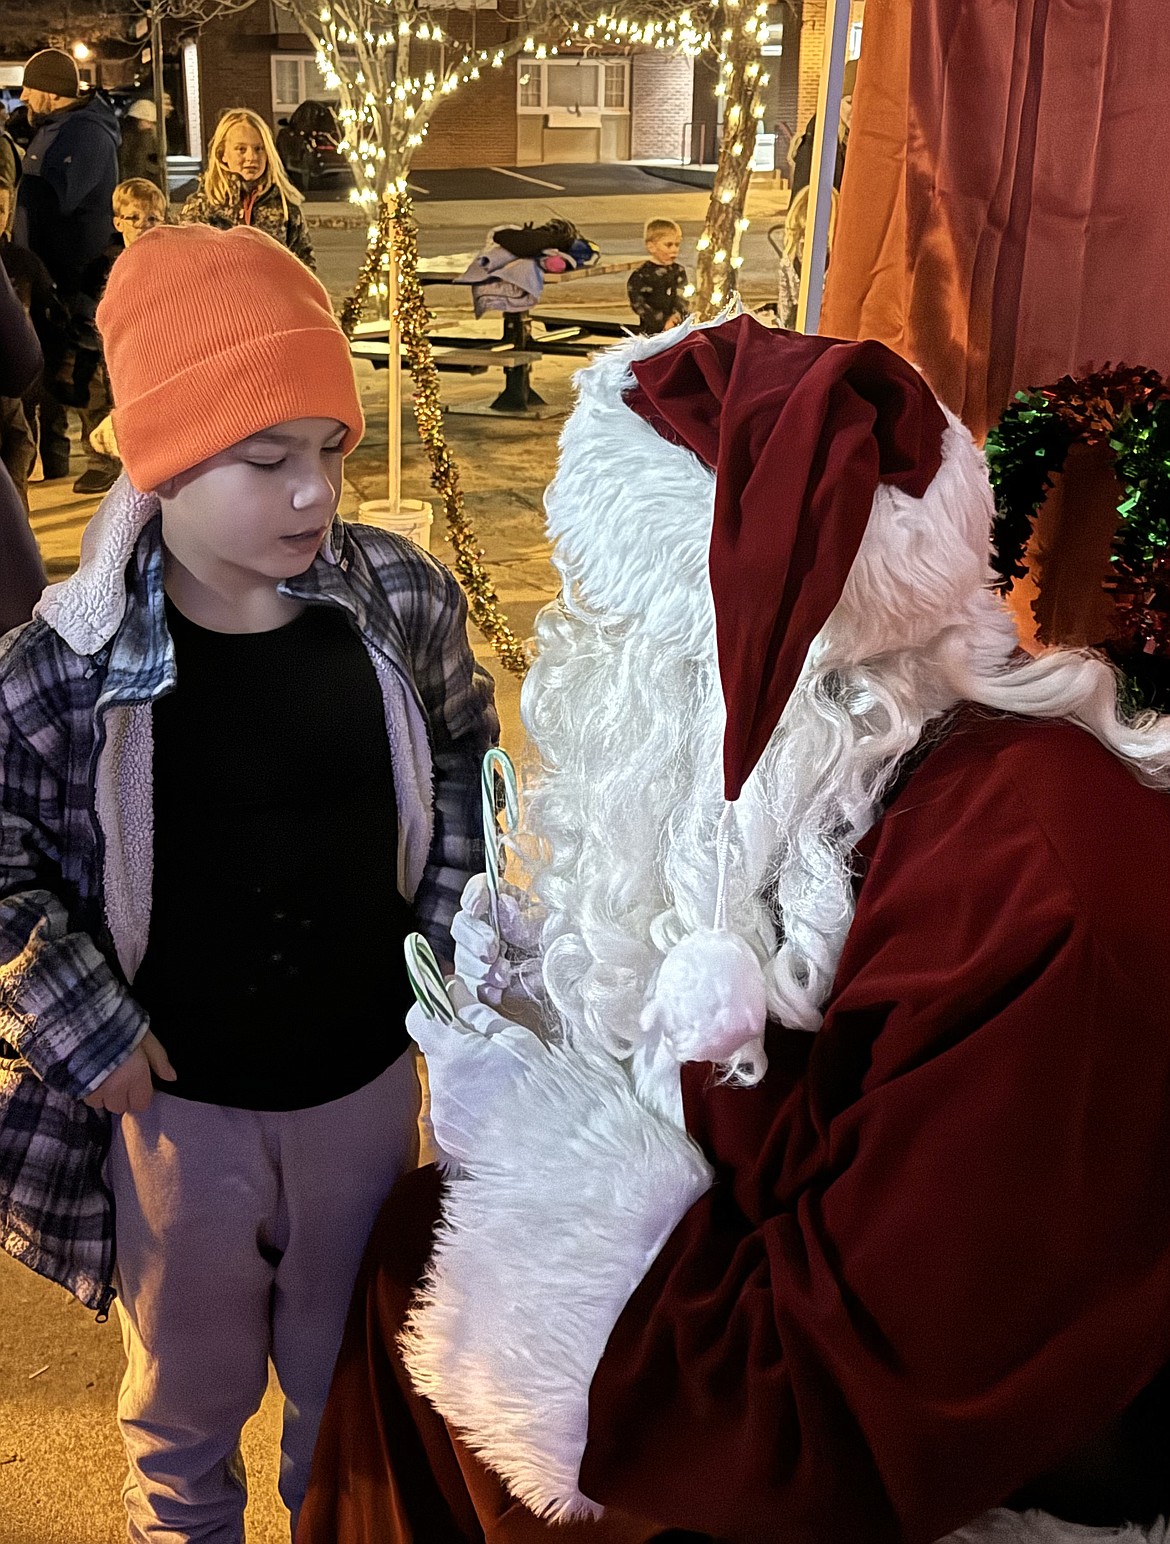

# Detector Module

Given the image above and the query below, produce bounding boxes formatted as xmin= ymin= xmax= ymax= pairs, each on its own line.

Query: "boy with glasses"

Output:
xmin=76 ymin=177 xmax=170 ymax=487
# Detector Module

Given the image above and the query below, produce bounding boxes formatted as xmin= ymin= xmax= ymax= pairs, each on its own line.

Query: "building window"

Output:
xmin=547 ymin=61 xmax=598 ymax=108
xmin=271 ymin=55 xmax=339 ymax=119
xmin=761 ymin=20 xmax=784 ymax=57
xmin=518 ymin=67 xmax=541 ymax=108
xmin=849 ymin=19 xmax=864 ymax=57
xmin=516 ymin=58 xmax=629 ymax=113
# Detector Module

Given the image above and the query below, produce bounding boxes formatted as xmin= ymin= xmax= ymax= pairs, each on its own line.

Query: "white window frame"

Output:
xmin=271 ymin=54 xmax=339 ymax=120
xmin=516 ymin=57 xmax=630 ymax=115
xmin=761 ymin=20 xmax=784 ymax=57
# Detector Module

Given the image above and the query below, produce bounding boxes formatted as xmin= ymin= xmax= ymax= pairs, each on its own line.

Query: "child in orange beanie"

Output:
xmin=0 ymin=223 xmax=497 ymax=1540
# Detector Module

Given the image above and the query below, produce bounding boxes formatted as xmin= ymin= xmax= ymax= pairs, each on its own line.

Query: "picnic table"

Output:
xmin=352 ymin=253 xmax=642 ymax=417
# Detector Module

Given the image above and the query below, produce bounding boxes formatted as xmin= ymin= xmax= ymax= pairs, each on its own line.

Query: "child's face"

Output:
xmin=158 ymin=417 xmax=348 ymax=588
xmin=646 ymin=231 xmax=682 ymax=265
xmin=114 ymin=201 xmax=164 ymax=246
xmin=222 ymin=122 xmax=267 ymax=184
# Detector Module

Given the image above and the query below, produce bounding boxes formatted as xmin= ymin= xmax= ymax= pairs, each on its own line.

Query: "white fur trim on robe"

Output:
xmin=939 ymin=1511 xmax=1167 ymax=1544
xmin=401 ymin=1045 xmax=713 ymax=1522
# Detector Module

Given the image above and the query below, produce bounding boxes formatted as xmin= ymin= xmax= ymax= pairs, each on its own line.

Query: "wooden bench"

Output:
xmin=353 ymin=255 xmax=643 ymax=415
xmin=351 ymin=334 xmax=544 ymax=374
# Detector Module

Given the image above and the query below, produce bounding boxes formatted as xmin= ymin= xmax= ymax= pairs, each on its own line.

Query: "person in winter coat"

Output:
xmin=79 ymin=177 xmax=171 ymax=485
xmin=788 ymin=54 xmax=856 ymax=197
xmin=0 ymin=223 xmax=497 ymax=1541
xmin=14 ymin=52 xmax=119 ymax=311
xmin=13 ymin=50 xmax=120 ymax=484
xmin=0 ymin=181 xmax=71 ymax=498
xmin=0 ymin=106 xmax=21 ymax=224
xmin=298 ymin=318 xmax=1170 ymax=1544
xmin=117 ymin=98 xmax=165 ymax=193
xmin=0 ymin=258 xmax=46 ymax=632
xmin=181 ymin=108 xmax=314 ymax=269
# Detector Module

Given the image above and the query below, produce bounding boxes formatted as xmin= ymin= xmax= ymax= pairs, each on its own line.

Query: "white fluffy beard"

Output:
xmin=515 ymin=589 xmax=998 ymax=1065
xmin=508 ymin=323 xmax=1170 ymax=1069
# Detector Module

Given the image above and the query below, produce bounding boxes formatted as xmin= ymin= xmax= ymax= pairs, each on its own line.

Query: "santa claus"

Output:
xmin=299 ymin=316 xmax=1170 ymax=1544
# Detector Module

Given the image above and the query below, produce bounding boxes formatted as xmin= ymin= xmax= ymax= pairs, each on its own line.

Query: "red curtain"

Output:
xmin=821 ymin=0 xmax=1170 ymax=441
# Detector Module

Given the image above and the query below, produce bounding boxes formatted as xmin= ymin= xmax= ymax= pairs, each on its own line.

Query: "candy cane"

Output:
xmin=405 ymin=930 xmax=541 ymax=1065
xmin=480 ymin=747 xmax=519 ymax=933
xmin=404 ymin=932 xmax=463 ymax=1027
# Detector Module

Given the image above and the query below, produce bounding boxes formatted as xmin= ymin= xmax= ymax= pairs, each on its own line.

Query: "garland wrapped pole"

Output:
xmin=393 ymin=185 xmax=529 ymax=679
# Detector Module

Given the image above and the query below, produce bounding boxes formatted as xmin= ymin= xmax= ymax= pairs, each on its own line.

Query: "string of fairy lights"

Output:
xmin=693 ymin=0 xmax=768 ymax=311
xmin=315 ymin=0 xmax=770 ymax=665
xmin=311 ymin=0 xmax=764 ymax=301
xmin=391 ymin=187 xmax=532 ymax=679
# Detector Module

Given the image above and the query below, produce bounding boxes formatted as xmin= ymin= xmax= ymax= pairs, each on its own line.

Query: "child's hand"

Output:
xmin=83 ymin=1031 xmax=177 ymax=1115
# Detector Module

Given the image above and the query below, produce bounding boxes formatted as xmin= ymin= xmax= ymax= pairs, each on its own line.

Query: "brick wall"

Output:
xmin=195 ymin=11 xmax=708 ymax=172
xmin=797 ymin=0 xmax=826 ymax=128
xmin=796 ymin=0 xmax=866 ymax=128
xmin=413 ymin=22 xmax=516 ymax=171
xmin=198 ymin=9 xmax=280 ymax=141
xmin=196 ymin=7 xmax=516 ymax=173
xmin=630 ymin=52 xmax=694 ymax=162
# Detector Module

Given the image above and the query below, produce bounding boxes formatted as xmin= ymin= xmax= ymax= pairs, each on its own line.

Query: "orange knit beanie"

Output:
xmin=97 ymin=224 xmax=365 ymax=492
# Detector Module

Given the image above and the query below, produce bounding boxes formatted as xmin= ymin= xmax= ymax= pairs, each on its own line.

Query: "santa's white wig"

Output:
xmin=513 ymin=318 xmax=1170 ymax=1066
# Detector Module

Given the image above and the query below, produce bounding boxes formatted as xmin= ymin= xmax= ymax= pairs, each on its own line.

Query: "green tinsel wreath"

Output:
xmin=985 ymin=366 xmax=1170 ymax=664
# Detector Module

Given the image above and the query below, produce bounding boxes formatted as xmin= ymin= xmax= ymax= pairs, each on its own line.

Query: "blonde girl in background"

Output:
xmin=181 ymin=107 xmax=314 ymax=269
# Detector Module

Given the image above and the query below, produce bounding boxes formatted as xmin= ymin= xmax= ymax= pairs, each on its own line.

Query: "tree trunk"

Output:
xmin=694 ymin=1 xmax=765 ymax=319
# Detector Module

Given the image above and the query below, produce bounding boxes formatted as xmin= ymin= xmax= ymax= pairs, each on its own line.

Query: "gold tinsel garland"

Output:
xmin=340 ymin=193 xmax=530 ymax=680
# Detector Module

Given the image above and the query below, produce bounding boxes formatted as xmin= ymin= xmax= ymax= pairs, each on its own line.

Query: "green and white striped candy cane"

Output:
xmin=404 ymin=931 xmax=465 ymax=1027
xmin=481 ymin=747 xmax=519 ymax=933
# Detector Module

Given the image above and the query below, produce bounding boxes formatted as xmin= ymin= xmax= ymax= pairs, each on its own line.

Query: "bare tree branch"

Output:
xmin=0 ymin=1 xmax=138 ymax=53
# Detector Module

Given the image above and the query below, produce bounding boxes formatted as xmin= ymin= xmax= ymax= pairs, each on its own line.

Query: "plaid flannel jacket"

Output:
xmin=0 ymin=511 xmax=497 ymax=1311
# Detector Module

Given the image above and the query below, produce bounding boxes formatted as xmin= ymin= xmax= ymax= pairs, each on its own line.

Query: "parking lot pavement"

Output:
xmin=298 ymin=158 xmax=713 ymax=203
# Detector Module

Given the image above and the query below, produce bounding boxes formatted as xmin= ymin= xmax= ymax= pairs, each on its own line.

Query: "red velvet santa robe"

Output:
xmin=299 ymin=711 xmax=1170 ymax=1544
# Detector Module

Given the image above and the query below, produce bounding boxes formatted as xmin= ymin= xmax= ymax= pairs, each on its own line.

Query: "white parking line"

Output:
xmin=487 ymin=166 xmax=566 ymax=191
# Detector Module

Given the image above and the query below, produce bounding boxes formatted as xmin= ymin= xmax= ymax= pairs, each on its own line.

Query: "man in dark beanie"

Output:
xmin=14 ymin=49 xmax=119 ymax=487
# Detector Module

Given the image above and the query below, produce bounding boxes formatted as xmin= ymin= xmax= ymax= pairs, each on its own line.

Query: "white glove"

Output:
xmin=407 ymin=980 xmax=548 ymax=1166
xmin=450 ymin=873 xmax=545 ymax=1009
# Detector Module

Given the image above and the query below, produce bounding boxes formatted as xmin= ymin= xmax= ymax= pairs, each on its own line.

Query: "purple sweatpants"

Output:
xmin=107 ymin=1051 xmax=421 ymax=1544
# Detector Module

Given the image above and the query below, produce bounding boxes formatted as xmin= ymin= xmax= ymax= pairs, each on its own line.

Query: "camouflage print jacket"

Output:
xmin=179 ymin=172 xmax=315 ymax=269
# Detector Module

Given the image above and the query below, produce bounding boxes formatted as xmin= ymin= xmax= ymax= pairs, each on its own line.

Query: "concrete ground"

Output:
xmin=1 ymin=174 xmax=789 ymax=1543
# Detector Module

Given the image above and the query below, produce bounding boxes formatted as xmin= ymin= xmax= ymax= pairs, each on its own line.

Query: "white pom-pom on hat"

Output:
xmin=639 ymin=800 xmax=768 ymax=1078
xmin=639 ymin=926 xmax=767 ymax=1064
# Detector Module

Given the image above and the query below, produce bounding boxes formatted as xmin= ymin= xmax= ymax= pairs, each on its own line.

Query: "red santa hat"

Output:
xmin=625 ymin=313 xmax=948 ymax=802
xmin=622 ymin=316 xmax=952 ymax=1069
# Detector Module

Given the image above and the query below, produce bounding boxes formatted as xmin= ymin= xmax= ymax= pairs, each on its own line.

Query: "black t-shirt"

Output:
xmin=133 ymin=597 xmax=417 ymax=1110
